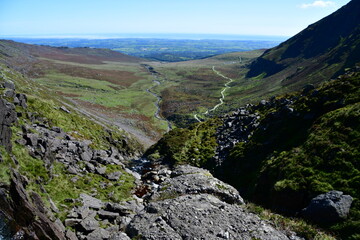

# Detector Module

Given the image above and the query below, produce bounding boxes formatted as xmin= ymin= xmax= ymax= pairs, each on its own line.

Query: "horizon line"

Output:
xmin=0 ymin=33 xmax=290 ymax=41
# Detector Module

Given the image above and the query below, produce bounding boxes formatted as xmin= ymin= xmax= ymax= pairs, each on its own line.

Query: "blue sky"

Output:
xmin=0 ymin=0 xmax=351 ymax=38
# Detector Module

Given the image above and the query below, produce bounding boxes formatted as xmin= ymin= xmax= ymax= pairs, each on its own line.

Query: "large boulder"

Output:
xmin=127 ymin=165 xmax=300 ymax=240
xmin=127 ymin=194 xmax=298 ymax=240
xmin=301 ymin=190 xmax=353 ymax=224
xmin=149 ymin=165 xmax=243 ymax=204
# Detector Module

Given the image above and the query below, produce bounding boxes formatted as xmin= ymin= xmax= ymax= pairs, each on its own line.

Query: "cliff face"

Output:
xmin=247 ymin=0 xmax=360 ymax=88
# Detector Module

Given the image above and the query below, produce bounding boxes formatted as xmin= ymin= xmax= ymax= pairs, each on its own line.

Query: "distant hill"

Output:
xmin=247 ymin=0 xmax=360 ymax=89
xmin=0 ymin=40 xmax=169 ymax=145
xmin=5 ymin=38 xmax=283 ymax=62
xmin=0 ymin=40 xmax=142 ymax=68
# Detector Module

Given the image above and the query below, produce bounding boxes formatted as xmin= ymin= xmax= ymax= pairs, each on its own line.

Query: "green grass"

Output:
xmin=36 ymin=73 xmax=122 ymax=92
xmin=145 ymin=117 xmax=220 ymax=167
xmin=34 ymin=66 xmax=169 ymax=134
xmin=0 ymin=147 xmax=14 ymax=185
xmin=146 ymin=68 xmax=360 ymax=239
xmin=150 ymin=50 xmax=264 ymax=124
xmin=245 ymin=203 xmax=335 ymax=240
xmin=44 ymin=163 xmax=135 ymax=218
xmin=1 ymin=63 xmax=140 ymax=223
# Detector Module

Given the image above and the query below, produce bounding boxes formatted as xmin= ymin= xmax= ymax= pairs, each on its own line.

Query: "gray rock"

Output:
xmin=4 ymin=80 xmax=15 ymax=90
xmin=66 ymin=229 xmax=78 ymax=240
xmin=79 ymin=215 xmax=99 ymax=232
xmin=76 ymin=206 xmax=92 ymax=219
xmin=55 ymin=218 xmax=66 ymax=233
xmin=86 ymin=228 xmax=110 ymax=240
xmin=52 ymin=126 xmax=62 ymax=133
xmin=49 ymin=198 xmax=60 ymax=213
xmin=170 ymin=164 xmax=209 ymax=177
xmin=67 ymin=209 xmax=79 ymax=219
xmin=80 ymin=194 xmax=104 ymax=210
xmin=16 ymin=93 xmax=27 ymax=108
xmin=24 ymin=133 xmax=38 ymax=147
xmin=96 ymin=166 xmax=107 ymax=175
xmin=0 ymin=98 xmax=17 ymax=151
xmin=60 ymin=106 xmax=71 ymax=113
xmin=124 ymin=169 xmax=141 ymax=180
xmin=119 ymin=216 xmax=133 ymax=231
xmin=4 ymin=89 xmax=15 ymax=98
xmin=68 ymin=142 xmax=78 ymax=153
xmin=81 ymin=151 xmax=92 ymax=162
xmin=85 ymin=162 xmax=96 ymax=173
xmin=106 ymin=200 xmax=144 ymax=216
xmin=98 ymin=210 xmax=119 ymax=221
xmin=260 ymin=99 xmax=268 ymax=106
xmin=109 ymin=232 xmax=131 ymax=240
xmin=106 ymin=171 xmax=122 ymax=181
xmin=13 ymin=97 xmax=20 ymax=105
xmin=150 ymin=165 xmax=243 ymax=205
xmin=68 ymin=166 xmax=78 ymax=175
xmin=301 ymin=190 xmax=353 ymax=224
xmin=127 ymin=194 xmax=296 ymax=240
xmin=65 ymin=218 xmax=82 ymax=227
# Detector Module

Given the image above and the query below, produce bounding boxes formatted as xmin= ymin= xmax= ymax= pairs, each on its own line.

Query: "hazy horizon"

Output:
xmin=1 ymin=33 xmax=289 ymax=42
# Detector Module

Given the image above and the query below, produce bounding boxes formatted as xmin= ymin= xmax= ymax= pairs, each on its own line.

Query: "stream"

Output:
xmin=194 ymin=66 xmax=234 ymax=122
xmin=144 ymin=65 xmax=173 ymax=132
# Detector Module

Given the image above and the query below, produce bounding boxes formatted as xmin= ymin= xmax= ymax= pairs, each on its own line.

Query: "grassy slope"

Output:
xmin=150 ymin=50 xmax=265 ymax=126
xmin=0 ymin=62 xmax=142 ymax=220
xmin=246 ymin=0 xmax=360 ymax=97
xmin=0 ymin=40 xmax=169 ymax=145
xmin=146 ymin=67 xmax=360 ymax=239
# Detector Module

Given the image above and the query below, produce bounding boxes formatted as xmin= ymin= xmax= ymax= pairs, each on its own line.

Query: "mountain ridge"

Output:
xmin=247 ymin=0 xmax=360 ymax=88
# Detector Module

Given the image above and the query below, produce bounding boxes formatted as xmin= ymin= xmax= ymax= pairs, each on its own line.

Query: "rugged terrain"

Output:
xmin=0 ymin=0 xmax=359 ymax=239
xmin=147 ymin=66 xmax=360 ymax=239
xmin=0 ymin=63 xmax=311 ymax=239
xmin=0 ymin=40 xmax=170 ymax=147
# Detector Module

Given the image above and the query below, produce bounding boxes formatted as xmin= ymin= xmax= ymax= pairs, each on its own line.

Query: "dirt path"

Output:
xmin=194 ymin=66 xmax=234 ymax=122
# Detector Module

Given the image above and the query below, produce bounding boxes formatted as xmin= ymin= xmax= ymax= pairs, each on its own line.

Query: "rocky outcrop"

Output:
xmin=214 ymin=105 xmax=260 ymax=166
xmin=0 ymin=76 xmax=144 ymax=239
xmin=0 ymin=97 xmax=17 ymax=152
xmin=127 ymin=164 xmax=301 ymax=240
xmin=0 ymin=170 xmax=66 ymax=239
xmin=301 ymin=191 xmax=353 ymax=224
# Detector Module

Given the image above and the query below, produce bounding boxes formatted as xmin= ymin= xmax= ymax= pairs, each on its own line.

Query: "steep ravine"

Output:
xmin=0 ymin=65 xmax=306 ymax=240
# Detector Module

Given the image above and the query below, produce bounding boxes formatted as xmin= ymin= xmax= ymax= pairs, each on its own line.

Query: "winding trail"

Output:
xmin=194 ymin=66 xmax=234 ymax=122
xmin=144 ymin=65 xmax=173 ymax=132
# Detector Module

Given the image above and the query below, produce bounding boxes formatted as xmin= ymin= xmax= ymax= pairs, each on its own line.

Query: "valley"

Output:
xmin=0 ymin=0 xmax=359 ymax=239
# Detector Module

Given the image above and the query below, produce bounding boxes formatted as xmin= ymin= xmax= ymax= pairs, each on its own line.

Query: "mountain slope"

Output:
xmin=147 ymin=65 xmax=360 ymax=239
xmin=246 ymin=0 xmax=360 ymax=89
xmin=0 ymin=40 xmax=170 ymax=146
xmin=0 ymin=58 xmax=314 ymax=240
